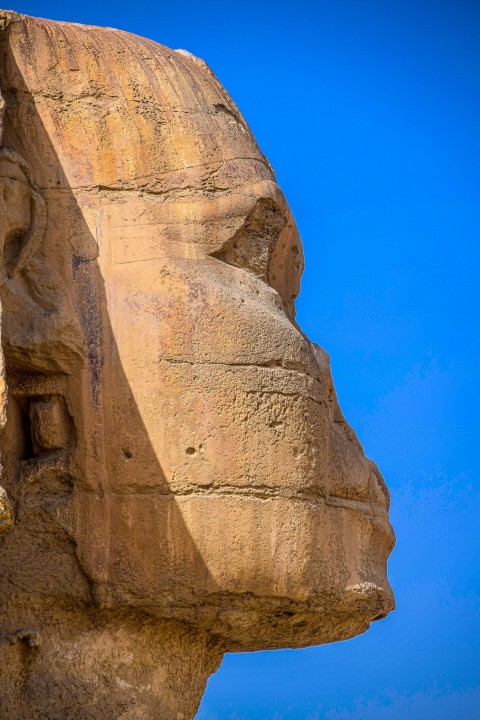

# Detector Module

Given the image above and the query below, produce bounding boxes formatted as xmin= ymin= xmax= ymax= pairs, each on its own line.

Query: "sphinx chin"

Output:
xmin=161 ymin=490 xmax=395 ymax=652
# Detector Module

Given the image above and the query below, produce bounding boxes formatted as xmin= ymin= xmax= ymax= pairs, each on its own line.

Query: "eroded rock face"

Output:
xmin=0 ymin=10 xmax=395 ymax=718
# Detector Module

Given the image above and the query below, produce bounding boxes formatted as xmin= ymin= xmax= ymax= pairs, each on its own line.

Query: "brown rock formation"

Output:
xmin=0 ymin=10 xmax=395 ymax=719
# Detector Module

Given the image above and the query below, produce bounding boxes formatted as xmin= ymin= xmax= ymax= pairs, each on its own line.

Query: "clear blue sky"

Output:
xmin=7 ymin=1 xmax=480 ymax=717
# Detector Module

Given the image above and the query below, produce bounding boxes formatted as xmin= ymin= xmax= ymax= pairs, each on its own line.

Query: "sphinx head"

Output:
xmin=0 ymin=13 xmax=394 ymax=657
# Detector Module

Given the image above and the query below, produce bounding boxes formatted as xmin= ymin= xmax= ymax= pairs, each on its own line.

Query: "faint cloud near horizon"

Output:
xmin=306 ymin=685 xmax=480 ymax=720
xmin=198 ymin=685 xmax=480 ymax=720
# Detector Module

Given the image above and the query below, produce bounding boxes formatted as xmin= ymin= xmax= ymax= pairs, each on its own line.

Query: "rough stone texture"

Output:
xmin=0 ymin=485 xmax=13 ymax=532
xmin=0 ymin=79 xmax=13 ymax=535
xmin=0 ymin=10 xmax=395 ymax=718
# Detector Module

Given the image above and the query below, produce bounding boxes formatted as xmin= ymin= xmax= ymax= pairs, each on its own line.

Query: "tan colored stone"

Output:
xmin=0 ymin=485 xmax=13 ymax=533
xmin=0 ymin=83 xmax=11 ymax=532
xmin=0 ymin=10 xmax=395 ymax=718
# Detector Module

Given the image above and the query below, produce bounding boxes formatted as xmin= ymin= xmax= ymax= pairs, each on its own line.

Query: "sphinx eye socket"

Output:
xmin=211 ymin=198 xmax=287 ymax=282
xmin=211 ymin=197 xmax=304 ymax=321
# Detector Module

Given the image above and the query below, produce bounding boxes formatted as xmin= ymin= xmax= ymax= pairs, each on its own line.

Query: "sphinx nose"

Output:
xmin=309 ymin=342 xmax=389 ymax=509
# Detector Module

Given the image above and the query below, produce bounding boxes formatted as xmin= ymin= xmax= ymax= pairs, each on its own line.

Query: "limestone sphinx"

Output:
xmin=0 ymin=11 xmax=395 ymax=719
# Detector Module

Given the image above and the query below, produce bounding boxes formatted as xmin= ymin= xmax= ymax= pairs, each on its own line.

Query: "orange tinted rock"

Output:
xmin=0 ymin=10 xmax=394 ymax=718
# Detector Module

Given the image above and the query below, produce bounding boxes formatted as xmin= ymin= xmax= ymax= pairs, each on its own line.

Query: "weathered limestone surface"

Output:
xmin=0 ymin=10 xmax=395 ymax=719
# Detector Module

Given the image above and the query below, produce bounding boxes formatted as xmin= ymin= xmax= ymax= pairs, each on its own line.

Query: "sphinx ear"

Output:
xmin=13 ymin=184 xmax=46 ymax=274
xmin=0 ymin=148 xmax=46 ymax=278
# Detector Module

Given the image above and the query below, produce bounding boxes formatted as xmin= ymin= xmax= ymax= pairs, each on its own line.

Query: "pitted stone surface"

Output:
xmin=0 ymin=10 xmax=394 ymax=718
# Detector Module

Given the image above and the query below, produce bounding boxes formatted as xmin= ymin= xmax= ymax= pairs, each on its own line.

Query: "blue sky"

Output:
xmin=7 ymin=1 xmax=480 ymax=717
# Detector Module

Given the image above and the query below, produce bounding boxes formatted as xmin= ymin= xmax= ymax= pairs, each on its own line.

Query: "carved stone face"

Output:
xmin=0 ymin=13 xmax=394 ymax=655
xmin=88 ymin=173 xmax=394 ymax=651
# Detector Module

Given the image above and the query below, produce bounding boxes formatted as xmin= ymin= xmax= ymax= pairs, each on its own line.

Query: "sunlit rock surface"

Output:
xmin=0 ymin=10 xmax=394 ymax=718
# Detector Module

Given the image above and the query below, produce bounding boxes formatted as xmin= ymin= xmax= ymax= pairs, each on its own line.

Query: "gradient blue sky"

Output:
xmin=6 ymin=1 xmax=480 ymax=717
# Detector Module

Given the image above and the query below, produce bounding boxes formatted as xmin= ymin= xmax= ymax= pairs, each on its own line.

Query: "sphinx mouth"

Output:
xmin=157 ymin=483 xmax=392 ymax=517
xmin=168 ymin=485 xmax=396 ymax=555
xmin=109 ymin=479 xmax=391 ymax=528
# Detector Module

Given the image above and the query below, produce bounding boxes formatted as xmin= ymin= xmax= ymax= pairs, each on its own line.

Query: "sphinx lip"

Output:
xmin=109 ymin=480 xmax=389 ymax=515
